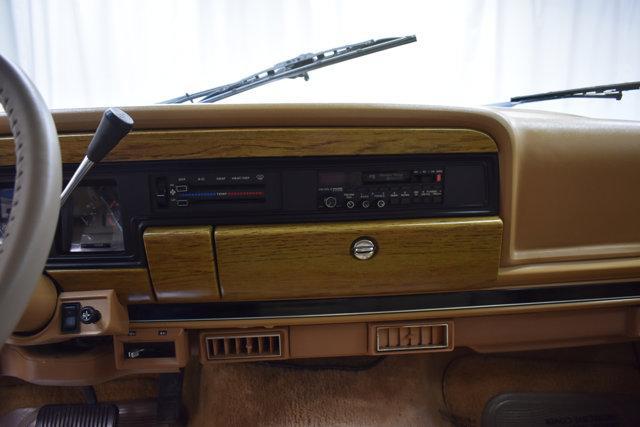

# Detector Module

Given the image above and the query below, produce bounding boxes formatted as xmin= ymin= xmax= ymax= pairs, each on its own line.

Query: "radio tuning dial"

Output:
xmin=324 ymin=196 xmax=338 ymax=208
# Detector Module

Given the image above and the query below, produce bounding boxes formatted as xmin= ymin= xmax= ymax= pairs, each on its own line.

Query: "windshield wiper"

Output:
xmin=161 ymin=35 xmax=417 ymax=104
xmin=490 ymin=81 xmax=640 ymax=107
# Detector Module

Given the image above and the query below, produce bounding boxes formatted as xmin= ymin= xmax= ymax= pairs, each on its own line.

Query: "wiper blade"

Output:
xmin=161 ymin=35 xmax=417 ymax=104
xmin=490 ymin=81 xmax=640 ymax=107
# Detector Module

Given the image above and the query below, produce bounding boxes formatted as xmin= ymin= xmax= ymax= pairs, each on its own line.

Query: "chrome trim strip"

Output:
xmin=130 ymin=294 xmax=640 ymax=323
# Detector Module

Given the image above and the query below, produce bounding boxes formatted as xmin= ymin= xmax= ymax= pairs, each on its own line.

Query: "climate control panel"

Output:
xmin=150 ymin=171 xmax=281 ymax=214
xmin=154 ymin=172 xmax=268 ymax=208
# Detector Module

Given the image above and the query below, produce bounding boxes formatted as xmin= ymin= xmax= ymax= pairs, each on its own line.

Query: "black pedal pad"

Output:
xmin=36 ymin=404 xmax=118 ymax=427
xmin=483 ymin=393 xmax=640 ymax=427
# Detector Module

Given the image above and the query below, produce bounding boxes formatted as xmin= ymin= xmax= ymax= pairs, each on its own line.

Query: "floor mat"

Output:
xmin=184 ymin=353 xmax=457 ymax=427
xmin=442 ymin=346 xmax=640 ymax=427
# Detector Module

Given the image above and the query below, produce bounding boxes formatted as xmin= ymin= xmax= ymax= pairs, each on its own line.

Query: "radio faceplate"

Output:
xmin=317 ymin=167 xmax=445 ymax=211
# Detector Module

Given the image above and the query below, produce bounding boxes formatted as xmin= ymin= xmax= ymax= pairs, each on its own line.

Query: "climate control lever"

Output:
xmin=60 ymin=107 xmax=133 ymax=206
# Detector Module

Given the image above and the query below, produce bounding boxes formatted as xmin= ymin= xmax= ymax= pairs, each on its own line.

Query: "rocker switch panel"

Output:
xmin=60 ymin=302 xmax=81 ymax=333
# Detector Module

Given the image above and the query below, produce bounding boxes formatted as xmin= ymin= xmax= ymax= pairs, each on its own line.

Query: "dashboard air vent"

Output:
xmin=374 ymin=322 xmax=452 ymax=353
xmin=202 ymin=330 xmax=287 ymax=362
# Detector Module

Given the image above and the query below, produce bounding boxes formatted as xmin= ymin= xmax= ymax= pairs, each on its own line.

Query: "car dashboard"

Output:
xmin=1 ymin=103 xmax=639 ymax=384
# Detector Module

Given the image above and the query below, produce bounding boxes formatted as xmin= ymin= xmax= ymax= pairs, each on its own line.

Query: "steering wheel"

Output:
xmin=0 ymin=54 xmax=61 ymax=345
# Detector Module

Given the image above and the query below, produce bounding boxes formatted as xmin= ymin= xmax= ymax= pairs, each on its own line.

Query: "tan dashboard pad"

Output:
xmin=454 ymin=306 xmax=640 ymax=353
xmin=13 ymin=275 xmax=58 ymax=333
xmin=1 ymin=342 xmax=128 ymax=386
xmin=143 ymin=226 xmax=221 ymax=303
xmin=7 ymin=290 xmax=128 ymax=346
xmin=0 ymin=127 xmax=497 ymax=166
xmin=215 ymin=217 xmax=503 ymax=300
xmin=47 ymin=268 xmax=155 ymax=304
xmin=289 ymin=324 xmax=368 ymax=358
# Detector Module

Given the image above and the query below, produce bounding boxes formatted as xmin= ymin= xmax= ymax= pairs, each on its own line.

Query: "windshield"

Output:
xmin=1 ymin=0 xmax=639 ymax=120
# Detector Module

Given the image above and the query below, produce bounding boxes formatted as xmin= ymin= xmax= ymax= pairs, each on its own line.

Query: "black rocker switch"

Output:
xmin=80 ymin=306 xmax=101 ymax=324
xmin=60 ymin=303 xmax=81 ymax=333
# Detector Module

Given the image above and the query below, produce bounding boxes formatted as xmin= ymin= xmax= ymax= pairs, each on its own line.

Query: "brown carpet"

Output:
xmin=442 ymin=344 xmax=640 ymax=427
xmin=3 ymin=344 xmax=638 ymax=426
xmin=184 ymin=353 xmax=458 ymax=427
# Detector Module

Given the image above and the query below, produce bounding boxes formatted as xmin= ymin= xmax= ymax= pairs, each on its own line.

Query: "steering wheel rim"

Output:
xmin=0 ymin=54 xmax=61 ymax=346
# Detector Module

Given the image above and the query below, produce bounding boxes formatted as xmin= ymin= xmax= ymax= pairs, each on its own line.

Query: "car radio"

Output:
xmin=317 ymin=168 xmax=444 ymax=211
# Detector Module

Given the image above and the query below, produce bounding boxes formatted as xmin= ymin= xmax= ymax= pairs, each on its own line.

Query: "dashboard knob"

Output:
xmin=80 ymin=306 xmax=101 ymax=324
xmin=324 ymin=196 xmax=337 ymax=208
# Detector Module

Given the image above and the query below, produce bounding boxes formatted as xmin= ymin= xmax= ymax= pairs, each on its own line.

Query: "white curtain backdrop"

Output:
xmin=1 ymin=0 xmax=639 ymax=120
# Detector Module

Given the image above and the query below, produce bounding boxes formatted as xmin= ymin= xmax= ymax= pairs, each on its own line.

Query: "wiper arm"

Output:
xmin=490 ymin=81 xmax=640 ymax=107
xmin=160 ymin=35 xmax=417 ymax=104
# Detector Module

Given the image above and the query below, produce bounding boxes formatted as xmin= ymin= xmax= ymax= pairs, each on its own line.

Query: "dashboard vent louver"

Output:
xmin=203 ymin=332 xmax=284 ymax=361
xmin=374 ymin=323 xmax=452 ymax=353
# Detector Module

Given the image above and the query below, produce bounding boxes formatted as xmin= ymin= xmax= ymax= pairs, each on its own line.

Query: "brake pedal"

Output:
xmin=36 ymin=403 xmax=118 ymax=427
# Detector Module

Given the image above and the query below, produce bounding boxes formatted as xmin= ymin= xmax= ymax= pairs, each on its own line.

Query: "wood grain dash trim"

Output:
xmin=215 ymin=217 xmax=503 ymax=301
xmin=144 ymin=226 xmax=221 ymax=303
xmin=0 ymin=128 xmax=497 ymax=166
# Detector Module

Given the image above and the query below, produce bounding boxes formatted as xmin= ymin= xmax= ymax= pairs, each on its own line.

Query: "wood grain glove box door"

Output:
xmin=214 ymin=217 xmax=503 ymax=301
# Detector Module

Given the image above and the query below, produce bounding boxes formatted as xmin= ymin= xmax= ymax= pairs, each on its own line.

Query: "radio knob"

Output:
xmin=361 ymin=200 xmax=370 ymax=209
xmin=324 ymin=196 xmax=337 ymax=208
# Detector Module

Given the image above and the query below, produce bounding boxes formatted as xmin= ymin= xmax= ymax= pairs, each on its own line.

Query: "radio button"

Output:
xmin=324 ymin=196 xmax=338 ymax=208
